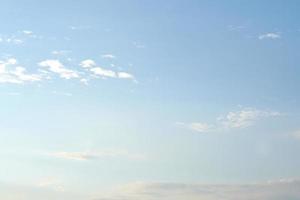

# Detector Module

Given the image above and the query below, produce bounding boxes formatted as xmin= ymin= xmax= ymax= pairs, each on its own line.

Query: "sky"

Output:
xmin=0 ymin=0 xmax=300 ymax=199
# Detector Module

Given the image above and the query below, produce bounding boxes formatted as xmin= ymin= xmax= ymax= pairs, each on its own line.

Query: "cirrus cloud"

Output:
xmin=178 ymin=107 xmax=281 ymax=133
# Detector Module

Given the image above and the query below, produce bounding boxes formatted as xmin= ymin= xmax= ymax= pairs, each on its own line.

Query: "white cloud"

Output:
xmin=95 ymin=179 xmax=300 ymax=200
xmin=258 ymin=33 xmax=281 ymax=40
xmin=79 ymin=59 xmax=96 ymax=68
xmin=118 ymin=72 xmax=135 ymax=79
xmin=101 ymin=54 xmax=116 ymax=59
xmin=0 ymin=58 xmax=42 ymax=84
xmin=38 ymin=60 xmax=79 ymax=79
xmin=49 ymin=149 xmax=146 ymax=161
xmin=11 ymin=67 xmax=41 ymax=82
xmin=179 ymin=107 xmax=281 ymax=133
xmin=80 ymin=59 xmax=135 ymax=81
xmin=23 ymin=30 xmax=33 ymax=35
xmin=90 ymin=67 xmax=117 ymax=78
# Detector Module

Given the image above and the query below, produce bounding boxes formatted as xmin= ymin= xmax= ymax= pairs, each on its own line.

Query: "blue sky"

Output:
xmin=1 ymin=0 xmax=300 ymax=199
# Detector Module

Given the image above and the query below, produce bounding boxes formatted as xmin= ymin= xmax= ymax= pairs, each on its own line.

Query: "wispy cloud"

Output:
xmin=227 ymin=25 xmax=246 ymax=31
xmin=0 ymin=182 xmax=85 ymax=200
xmin=38 ymin=177 xmax=64 ymax=192
xmin=95 ymin=179 xmax=300 ymax=200
xmin=133 ymin=41 xmax=146 ymax=49
xmin=101 ymin=54 xmax=116 ymax=59
xmin=291 ymin=130 xmax=300 ymax=140
xmin=51 ymin=50 xmax=71 ymax=56
xmin=80 ymin=78 xmax=89 ymax=85
xmin=176 ymin=122 xmax=214 ymax=133
xmin=0 ymin=36 xmax=23 ymax=44
xmin=218 ymin=108 xmax=281 ymax=129
xmin=258 ymin=33 xmax=281 ymax=40
xmin=179 ymin=107 xmax=281 ymax=133
xmin=69 ymin=25 xmax=91 ymax=30
xmin=48 ymin=149 xmax=146 ymax=161
xmin=51 ymin=91 xmax=72 ymax=97
xmin=0 ymin=30 xmax=42 ymax=45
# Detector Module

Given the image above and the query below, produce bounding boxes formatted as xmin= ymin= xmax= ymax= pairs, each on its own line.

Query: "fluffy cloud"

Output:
xmin=0 ymin=57 xmax=136 ymax=85
xmin=79 ymin=59 xmax=96 ymax=68
xmin=38 ymin=60 xmax=79 ymax=79
xmin=90 ymin=67 xmax=117 ymax=78
xmin=0 ymin=58 xmax=42 ymax=84
xmin=258 ymin=33 xmax=281 ymax=40
xmin=118 ymin=72 xmax=135 ymax=79
xmin=49 ymin=149 xmax=146 ymax=161
xmin=95 ymin=179 xmax=300 ymax=200
xmin=179 ymin=107 xmax=281 ymax=133
xmin=80 ymin=59 xmax=135 ymax=80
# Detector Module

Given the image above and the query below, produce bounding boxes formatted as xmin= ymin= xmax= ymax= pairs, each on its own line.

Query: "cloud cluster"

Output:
xmin=95 ymin=179 xmax=300 ymax=200
xmin=80 ymin=59 xmax=135 ymax=80
xmin=0 ymin=57 xmax=135 ymax=86
xmin=38 ymin=60 xmax=79 ymax=79
xmin=179 ymin=107 xmax=281 ymax=133
xmin=0 ymin=58 xmax=42 ymax=84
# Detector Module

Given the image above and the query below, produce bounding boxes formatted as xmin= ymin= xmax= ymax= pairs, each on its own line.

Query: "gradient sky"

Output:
xmin=1 ymin=0 xmax=300 ymax=199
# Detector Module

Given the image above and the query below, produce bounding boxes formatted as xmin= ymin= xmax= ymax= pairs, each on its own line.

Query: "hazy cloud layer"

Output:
xmin=95 ymin=179 xmax=300 ymax=200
